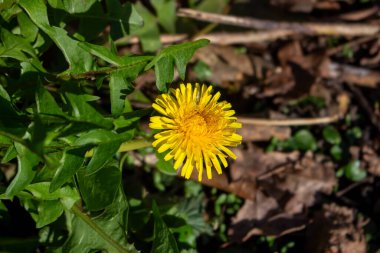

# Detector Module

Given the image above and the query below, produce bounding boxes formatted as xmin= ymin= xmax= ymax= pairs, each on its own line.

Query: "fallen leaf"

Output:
xmin=229 ymin=151 xmax=336 ymax=241
xmin=305 ymin=203 xmax=367 ymax=253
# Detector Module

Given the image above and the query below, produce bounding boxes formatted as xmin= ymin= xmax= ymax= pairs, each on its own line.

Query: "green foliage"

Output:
xmin=267 ymin=129 xmax=317 ymax=152
xmin=145 ymin=39 xmax=210 ymax=91
xmin=152 ymin=201 xmax=179 ymax=253
xmin=156 ymin=150 xmax=177 ymax=176
xmin=323 ymin=126 xmax=341 ymax=145
xmin=0 ymin=0 xmax=209 ymax=252
xmin=193 ymin=60 xmax=212 ymax=81
xmin=342 ymin=160 xmax=367 ymax=182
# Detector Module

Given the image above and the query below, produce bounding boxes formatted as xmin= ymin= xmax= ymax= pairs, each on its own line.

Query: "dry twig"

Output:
xmin=177 ymin=8 xmax=380 ymax=36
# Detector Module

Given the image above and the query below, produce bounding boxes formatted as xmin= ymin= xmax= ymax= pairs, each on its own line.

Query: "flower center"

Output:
xmin=180 ymin=113 xmax=208 ymax=137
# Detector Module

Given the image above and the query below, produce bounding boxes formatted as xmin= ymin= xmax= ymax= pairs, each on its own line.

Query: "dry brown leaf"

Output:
xmin=261 ymin=40 xmax=330 ymax=101
xmin=194 ymin=45 xmax=253 ymax=85
xmin=362 ymin=146 xmax=380 ymax=177
xmin=305 ymin=203 xmax=367 ymax=253
xmin=229 ymin=151 xmax=336 ymax=241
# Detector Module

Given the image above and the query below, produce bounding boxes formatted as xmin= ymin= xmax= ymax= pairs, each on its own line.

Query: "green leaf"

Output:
xmin=5 ymin=143 xmax=40 ymax=198
xmin=0 ymin=89 xmax=28 ymax=139
xmin=152 ymin=201 xmax=179 ymax=253
xmin=130 ymin=2 xmax=161 ymax=52
xmin=63 ymin=190 xmax=137 ymax=253
xmin=293 ymin=129 xmax=317 ymax=151
xmin=156 ymin=151 xmax=176 ymax=176
xmin=25 ymin=182 xmax=75 ymax=199
xmin=330 ymin=145 xmax=342 ymax=161
xmin=79 ymin=42 xmax=125 ymax=66
xmin=2 ymin=145 xmax=17 ymax=163
xmin=347 ymin=126 xmax=362 ymax=140
xmin=86 ymin=140 xmax=122 ymax=174
xmin=106 ymin=0 xmax=143 ymax=39
xmin=343 ymin=160 xmax=367 ymax=182
xmin=167 ymin=195 xmax=212 ymax=247
xmin=323 ymin=126 xmax=341 ymax=145
xmin=77 ymin=1 xmax=108 ymax=40
xmin=17 ymin=12 xmax=39 ymax=42
xmin=77 ymin=165 xmax=121 ymax=211
xmin=63 ymin=88 xmax=113 ymax=129
xmin=145 ymin=39 xmax=209 ymax=91
xmin=19 ymin=0 xmax=94 ymax=74
xmin=109 ymin=70 xmax=134 ymax=116
xmin=35 ymin=200 xmax=64 ymax=228
xmin=74 ymin=129 xmax=119 ymax=146
xmin=35 ymin=85 xmax=65 ymax=116
xmin=0 ymin=27 xmax=37 ymax=59
xmin=151 ymin=0 xmax=176 ymax=33
xmin=50 ymin=147 xmax=87 ymax=193
xmin=80 ymin=42 xmax=154 ymax=68
xmin=62 ymin=0 xmax=97 ymax=13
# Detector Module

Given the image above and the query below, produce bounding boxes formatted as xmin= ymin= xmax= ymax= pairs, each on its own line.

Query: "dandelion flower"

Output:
xmin=149 ymin=83 xmax=242 ymax=181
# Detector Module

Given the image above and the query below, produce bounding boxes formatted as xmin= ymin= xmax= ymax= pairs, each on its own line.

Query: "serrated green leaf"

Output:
xmin=63 ymin=189 xmax=137 ymax=253
xmin=19 ymin=0 xmax=93 ymax=74
xmin=5 ymin=143 xmax=40 ymax=198
xmin=0 ymin=27 xmax=37 ymax=58
xmin=167 ymin=195 xmax=212 ymax=247
xmin=77 ymin=165 xmax=121 ymax=211
xmin=155 ymin=57 xmax=174 ymax=92
xmin=145 ymin=39 xmax=209 ymax=91
xmin=0 ymin=28 xmax=45 ymax=72
xmin=109 ymin=70 xmax=133 ymax=116
xmin=152 ymin=201 xmax=179 ymax=253
xmin=50 ymin=147 xmax=87 ymax=193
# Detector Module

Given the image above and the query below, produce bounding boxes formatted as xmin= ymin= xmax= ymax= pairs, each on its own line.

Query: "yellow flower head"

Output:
xmin=149 ymin=83 xmax=242 ymax=181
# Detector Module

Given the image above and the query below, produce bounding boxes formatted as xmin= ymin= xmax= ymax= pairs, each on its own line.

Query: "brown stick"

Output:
xmin=195 ymin=30 xmax=296 ymax=45
xmin=177 ymin=8 xmax=380 ymax=36
xmin=238 ymin=115 xmax=341 ymax=126
xmin=328 ymin=62 xmax=380 ymax=88
xmin=238 ymin=93 xmax=349 ymax=126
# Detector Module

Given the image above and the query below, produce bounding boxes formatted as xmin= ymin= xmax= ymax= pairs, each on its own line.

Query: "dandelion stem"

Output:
xmin=85 ymin=139 xmax=152 ymax=157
